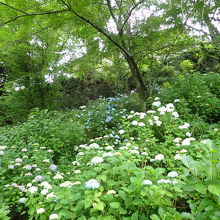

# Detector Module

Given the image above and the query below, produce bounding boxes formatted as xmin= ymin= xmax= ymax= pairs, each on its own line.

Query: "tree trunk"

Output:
xmin=125 ymin=54 xmax=148 ymax=111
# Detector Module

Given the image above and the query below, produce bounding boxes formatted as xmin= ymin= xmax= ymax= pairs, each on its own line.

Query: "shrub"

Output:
xmin=159 ymin=73 xmax=220 ymax=123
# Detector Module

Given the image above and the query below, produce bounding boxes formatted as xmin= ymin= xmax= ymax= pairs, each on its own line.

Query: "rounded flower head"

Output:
xmin=41 ymin=188 xmax=48 ymax=195
xmin=18 ymin=197 xmax=26 ymax=204
xmin=155 ymin=154 xmax=164 ymax=161
xmin=15 ymin=158 xmax=22 ymax=163
xmin=118 ymin=129 xmax=125 ymax=134
xmin=90 ymin=156 xmax=104 ymax=165
xmin=167 ymin=171 xmax=178 ymax=178
xmin=34 ymin=175 xmax=44 ymax=182
xmin=85 ymin=179 xmax=100 ymax=189
xmin=0 ymin=150 xmax=4 ymax=155
xmin=106 ymin=190 xmax=116 ymax=195
xmin=40 ymin=181 xmax=52 ymax=189
xmin=37 ymin=208 xmax=45 ymax=214
xmin=89 ymin=143 xmax=100 ymax=149
xmin=60 ymin=181 xmax=73 ymax=188
xmin=49 ymin=214 xmax=59 ymax=220
xmin=0 ymin=145 xmax=7 ymax=150
xmin=53 ymin=173 xmax=63 ymax=180
xmin=46 ymin=192 xmax=56 ymax=199
xmin=29 ymin=186 xmax=38 ymax=194
xmin=152 ymin=101 xmax=161 ymax=107
xmin=131 ymin=120 xmax=138 ymax=125
xmin=102 ymin=152 xmax=113 ymax=158
xmin=142 ymin=180 xmax=153 ymax=185
xmin=50 ymin=164 xmax=57 ymax=171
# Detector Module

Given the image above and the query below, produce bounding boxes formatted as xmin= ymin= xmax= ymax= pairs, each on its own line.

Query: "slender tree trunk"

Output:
xmin=124 ymin=54 xmax=147 ymax=111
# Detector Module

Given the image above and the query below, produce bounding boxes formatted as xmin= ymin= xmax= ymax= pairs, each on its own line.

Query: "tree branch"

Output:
xmin=0 ymin=1 xmax=29 ymax=14
xmin=121 ymin=0 xmax=145 ymax=32
xmin=60 ymin=0 xmax=130 ymax=56
xmin=0 ymin=9 xmax=69 ymax=27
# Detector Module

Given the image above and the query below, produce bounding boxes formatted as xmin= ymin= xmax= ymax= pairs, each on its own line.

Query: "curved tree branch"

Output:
xmin=0 ymin=9 xmax=69 ymax=27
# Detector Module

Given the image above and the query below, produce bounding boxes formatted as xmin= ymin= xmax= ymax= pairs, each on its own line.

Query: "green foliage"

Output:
xmin=159 ymin=72 xmax=220 ymax=123
xmin=181 ymin=140 xmax=220 ymax=219
xmin=180 ymin=60 xmax=195 ymax=73
xmin=0 ymin=93 xmax=219 ymax=219
xmin=0 ymin=109 xmax=86 ymax=157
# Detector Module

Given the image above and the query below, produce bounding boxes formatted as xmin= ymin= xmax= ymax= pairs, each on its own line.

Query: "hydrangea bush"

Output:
xmin=0 ymin=94 xmax=219 ymax=219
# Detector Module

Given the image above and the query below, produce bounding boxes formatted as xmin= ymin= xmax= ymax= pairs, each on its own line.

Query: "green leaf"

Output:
xmin=110 ymin=202 xmax=120 ymax=209
xmin=208 ymin=184 xmax=220 ymax=196
xmin=150 ymin=214 xmax=161 ymax=220
xmin=94 ymin=202 xmax=104 ymax=211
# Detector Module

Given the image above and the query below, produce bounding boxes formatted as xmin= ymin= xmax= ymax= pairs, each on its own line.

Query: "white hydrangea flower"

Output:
xmin=28 ymin=186 xmax=38 ymax=194
xmin=155 ymin=154 xmax=164 ymax=160
xmin=49 ymin=214 xmax=59 ymax=220
xmin=0 ymin=145 xmax=7 ymax=150
xmin=90 ymin=156 xmax=104 ymax=165
xmin=89 ymin=143 xmax=100 ymax=149
xmin=60 ymin=181 xmax=73 ymax=188
xmin=174 ymin=99 xmax=180 ymax=102
xmin=148 ymin=120 xmax=154 ymax=125
xmin=173 ymin=138 xmax=182 ymax=143
xmin=167 ymin=171 xmax=178 ymax=178
xmin=153 ymin=116 xmax=159 ymax=121
xmin=139 ymin=113 xmax=146 ymax=119
xmin=118 ymin=129 xmax=125 ymax=134
xmin=182 ymin=138 xmax=191 ymax=146
xmin=129 ymin=150 xmax=139 ymax=154
xmin=157 ymin=179 xmax=171 ymax=184
xmin=41 ymin=188 xmax=48 ymax=195
xmin=46 ymin=192 xmax=56 ymax=199
xmin=15 ymin=158 xmax=22 ymax=163
xmin=155 ymin=120 xmax=162 ymax=126
xmin=180 ymin=149 xmax=187 ymax=153
xmin=131 ymin=120 xmax=138 ymax=125
xmin=174 ymin=154 xmax=182 ymax=160
xmin=172 ymin=112 xmax=179 ymax=118
xmin=74 ymin=170 xmax=81 ymax=174
xmin=142 ymin=180 xmax=153 ymax=185
xmin=77 ymin=152 xmax=84 ymax=156
xmin=105 ymin=146 xmax=114 ymax=151
xmin=0 ymin=150 xmax=5 ymax=155
xmin=102 ymin=152 xmax=113 ymax=158
xmin=25 ymin=165 xmax=32 ymax=170
xmin=147 ymin=110 xmax=156 ymax=114
xmin=37 ymin=208 xmax=45 ymax=214
xmin=53 ymin=173 xmax=63 ymax=180
xmin=186 ymin=132 xmax=191 ymax=137
xmin=141 ymin=152 xmax=148 ymax=156
xmin=152 ymin=101 xmax=161 ymax=107
xmin=85 ymin=179 xmax=100 ymax=189
xmin=18 ymin=197 xmax=26 ymax=204
xmin=127 ymin=115 xmax=134 ymax=119
xmin=106 ymin=190 xmax=116 ymax=195
xmin=179 ymin=123 xmax=190 ymax=129
xmin=8 ymin=165 xmax=15 ymax=169
xmin=40 ymin=181 xmax=52 ymax=189
xmin=138 ymin=122 xmax=145 ymax=127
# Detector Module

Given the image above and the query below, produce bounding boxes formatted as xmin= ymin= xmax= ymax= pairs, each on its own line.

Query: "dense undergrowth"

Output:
xmin=0 ymin=72 xmax=220 ymax=220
